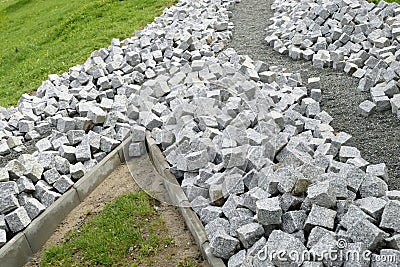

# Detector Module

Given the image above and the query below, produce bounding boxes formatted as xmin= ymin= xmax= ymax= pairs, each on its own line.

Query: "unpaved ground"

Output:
xmin=24 ymin=161 xmax=208 ymax=267
xmin=228 ymin=0 xmax=400 ymax=189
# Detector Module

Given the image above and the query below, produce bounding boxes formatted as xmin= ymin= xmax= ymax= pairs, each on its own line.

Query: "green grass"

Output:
xmin=40 ymin=192 xmax=173 ymax=266
xmin=0 ymin=0 xmax=176 ymax=107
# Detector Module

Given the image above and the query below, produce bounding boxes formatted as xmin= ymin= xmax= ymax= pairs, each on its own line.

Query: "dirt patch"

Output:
xmin=24 ymin=163 xmax=208 ymax=267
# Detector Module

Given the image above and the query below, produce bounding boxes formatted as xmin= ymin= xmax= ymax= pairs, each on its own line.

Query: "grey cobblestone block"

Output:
xmin=366 ymin=163 xmax=389 ymax=182
xmin=200 ymin=205 xmax=223 ymax=224
xmin=0 ymin=194 xmax=19 ymax=214
xmin=359 ymin=174 xmax=388 ymax=198
xmin=5 ymin=207 xmax=31 ymax=233
xmin=100 ymin=136 xmax=120 ymax=152
xmin=7 ymin=136 xmax=22 ymax=149
xmin=242 ymin=187 xmax=269 ymax=212
xmin=6 ymin=159 xmax=26 ymax=179
xmin=307 ymin=180 xmax=336 ymax=208
xmin=18 ymin=120 xmax=35 ymax=133
xmin=210 ymin=231 xmax=240 ymax=260
xmin=53 ymin=175 xmax=74 ymax=194
xmin=340 ymin=204 xmax=374 ymax=230
xmin=256 ymin=196 xmax=282 ymax=226
xmin=205 ymin=217 xmax=231 ymax=238
xmin=339 ymin=146 xmax=361 ymax=162
xmin=55 ymin=156 xmax=71 ymax=175
xmin=307 ymin=226 xmax=334 ymax=248
xmin=0 ymin=229 xmax=6 ymax=246
xmin=0 ymin=141 xmax=10 ymax=156
xmin=40 ymin=189 xmax=61 ymax=207
xmin=57 ymin=117 xmax=76 ymax=133
xmin=373 ymin=95 xmax=391 ymax=111
xmin=305 ymin=204 xmax=337 ymax=231
xmin=222 ymin=173 xmax=244 ymax=198
xmin=228 ymin=250 xmax=246 ymax=267
xmin=356 ymin=196 xmax=387 ymax=220
xmin=70 ymin=162 xmax=86 ymax=180
xmin=59 ymin=145 xmax=77 ymax=163
xmin=209 ymin=184 xmax=224 ymax=206
xmin=236 ymin=222 xmax=264 ymax=249
xmin=16 ymin=177 xmax=35 ymax=193
xmin=0 ymin=168 xmax=10 ymax=182
xmin=358 ymin=100 xmax=376 ymax=117
xmin=35 ymin=138 xmax=52 ymax=152
xmin=380 ymin=200 xmax=400 ymax=232
xmin=87 ymin=106 xmax=106 ymax=124
xmin=347 ymin=218 xmax=387 ymax=251
xmin=128 ymin=141 xmax=146 ymax=157
xmin=221 ymin=146 xmax=248 ymax=169
xmin=43 ymin=168 xmax=61 ymax=185
xmin=266 ymin=230 xmax=307 ymax=266
xmin=23 ymin=198 xmax=46 ymax=220
xmin=67 ymin=130 xmax=85 ymax=145
xmin=282 ymin=210 xmax=307 ymax=234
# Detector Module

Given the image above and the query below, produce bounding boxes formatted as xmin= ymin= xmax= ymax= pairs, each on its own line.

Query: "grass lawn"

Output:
xmin=40 ymin=192 xmax=174 ymax=266
xmin=0 ymin=0 xmax=176 ymax=107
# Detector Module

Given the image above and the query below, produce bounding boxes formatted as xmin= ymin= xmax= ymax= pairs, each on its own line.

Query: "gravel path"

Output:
xmin=227 ymin=0 xmax=400 ymax=190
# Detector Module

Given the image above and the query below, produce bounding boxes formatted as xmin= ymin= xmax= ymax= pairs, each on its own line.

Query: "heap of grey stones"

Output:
xmin=265 ymin=0 xmax=400 ymax=120
xmin=0 ymin=0 xmax=236 ymax=247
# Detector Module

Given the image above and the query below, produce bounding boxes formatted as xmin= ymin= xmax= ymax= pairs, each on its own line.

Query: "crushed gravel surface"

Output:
xmin=227 ymin=0 xmax=400 ymax=189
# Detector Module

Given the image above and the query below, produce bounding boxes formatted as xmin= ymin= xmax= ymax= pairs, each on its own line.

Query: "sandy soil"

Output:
xmin=24 ymin=162 xmax=208 ymax=267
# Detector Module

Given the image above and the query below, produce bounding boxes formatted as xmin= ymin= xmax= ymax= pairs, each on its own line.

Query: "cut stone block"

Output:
xmin=282 ymin=210 xmax=307 ymax=234
xmin=222 ymin=173 xmax=244 ymax=198
xmin=307 ymin=180 xmax=336 ymax=208
xmin=128 ymin=142 xmax=146 ymax=157
xmin=53 ymin=175 xmax=74 ymax=194
xmin=6 ymin=160 xmax=26 ymax=179
xmin=236 ymin=222 xmax=264 ymax=249
xmin=57 ymin=117 xmax=76 ymax=133
xmin=380 ymin=200 xmax=400 ymax=232
xmin=265 ymin=230 xmax=307 ymax=266
xmin=5 ymin=207 xmax=31 ymax=233
xmin=0 ymin=141 xmax=10 ymax=156
xmin=70 ymin=162 xmax=86 ymax=180
xmin=227 ymin=250 xmax=246 ymax=267
xmin=358 ymin=100 xmax=376 ymax=117
xmin=305 ymin=205 xmax=336 ymax=231
xmin=256 ymin=196 xmax=282 ymax=226
xmin=339 ymin=146 xmax=361 ymax=162
xmin=87 ymin=106 xmax=106 ymax=124
xmin=359 ymin=174 xmax=388 ymax=198
xmin=221 ymin=146 xmax=248 ymax=169
xmin=131 ymin=124 xmax=146 ymax=142
xmin=347 ymin=218 xmax=387 ymax=250
xmin=200 ymin=206 xmax=223 ymax=224
xmin=16 ymin=176 xmax=35 ymax=193
xmin=340 ymin=204 xmax=374 ymax=230
xmin=43 ymin=168 xmax=61 ymax=185
xmin=205 ymin=217 xmax=230 ymax=238
xmin=100 ymin=136 xmax=120 ymax=153
xmin=0 ymin=168 xmax=9 ymax=182
xmin=0 ymin=194 xmax=19 ymax=214
xmin=0 ymin=229 xmax=5 ymax=246
xmin=24 ymin=198 xmax=46 ymax=220
xmin=210 ymin=232 xmax=240 ymax=260
xmin=355 ymin=197 xmax=387 ymax=219
xmin=366 ymin=163 xmax=389 ymax=182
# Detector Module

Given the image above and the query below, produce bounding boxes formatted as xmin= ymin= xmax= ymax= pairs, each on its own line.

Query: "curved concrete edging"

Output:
xmin=0 ymin=136 xmax=132 ymax=267
xmin=145 ymin=131 xmax=226 ymax=267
